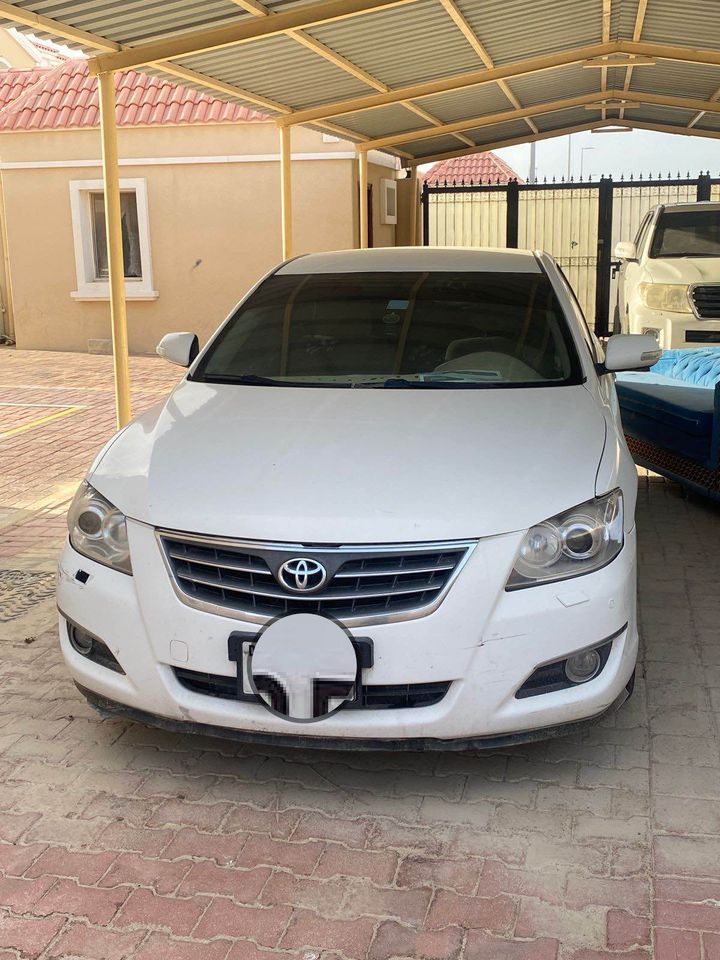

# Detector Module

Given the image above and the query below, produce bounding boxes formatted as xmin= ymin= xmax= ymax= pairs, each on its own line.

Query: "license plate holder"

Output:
xmin=227 ymin=630 xmax=373 ymax=704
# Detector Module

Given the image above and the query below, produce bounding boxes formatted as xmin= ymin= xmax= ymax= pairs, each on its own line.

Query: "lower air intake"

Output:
xmin=173 ymin=667 xmax=451 ymax=710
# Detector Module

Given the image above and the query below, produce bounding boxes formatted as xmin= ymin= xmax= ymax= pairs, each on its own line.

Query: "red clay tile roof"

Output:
xmin=25 ymin=37 xmax=70 ymax=63
xmin=0 ymin=68 xmax=50 ymax=111
xmin=423 ymin=151 xmax=523 ymax=185
xmin=0 ymin=59 xmax=269 ymax=131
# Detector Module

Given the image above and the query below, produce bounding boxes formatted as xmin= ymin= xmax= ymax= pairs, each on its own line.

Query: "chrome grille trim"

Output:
xmin=690 ymin=283 xmax=720 ymax=320
xmin=157 ymin=530 xmax=476 ymax=627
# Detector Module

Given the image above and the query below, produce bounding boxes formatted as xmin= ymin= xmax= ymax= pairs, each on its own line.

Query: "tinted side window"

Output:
xmin=633 ymin=211 xmax=654 ymax=254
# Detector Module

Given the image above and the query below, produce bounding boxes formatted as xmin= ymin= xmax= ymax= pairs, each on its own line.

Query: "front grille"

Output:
xmin=173 ymin=667 xmax=451 ymax=710
xmin=159 ymin=531 xmax=474 ymax=626
xmin=686 ymin=329 xmax=720 ymax=343
xmin=690 ymin=285 xmax=720 ymax=319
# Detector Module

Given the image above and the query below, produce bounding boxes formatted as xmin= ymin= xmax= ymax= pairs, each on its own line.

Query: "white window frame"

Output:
xmin=69 ymin=178 xmax=157 ymax=300
xmin=380 ymin=177 xmax=398 ymax=225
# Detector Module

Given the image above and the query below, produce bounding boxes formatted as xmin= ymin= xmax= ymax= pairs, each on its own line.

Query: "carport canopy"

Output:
xmin=3 ymin=0 xmax=720 ymax=424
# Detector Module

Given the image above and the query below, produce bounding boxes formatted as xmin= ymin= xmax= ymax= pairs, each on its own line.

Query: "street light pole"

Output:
xmin=580 ymin=146 xmax=595 ymax=179
xmin=566 ymin=134 xmax=572 ymax=179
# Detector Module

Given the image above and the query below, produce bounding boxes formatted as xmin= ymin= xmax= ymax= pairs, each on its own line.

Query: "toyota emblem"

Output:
xmin=277 ymin=557 xmax=327 ymax=593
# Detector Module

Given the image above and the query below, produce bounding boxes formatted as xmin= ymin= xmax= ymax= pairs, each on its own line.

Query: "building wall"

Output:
xmin=0 ymin=30 xmax=40 ymax=69
xmin=0 ymin=122 xmax=397 ymax=353
xmin=348 ymin=158 xmax=398 ymax=249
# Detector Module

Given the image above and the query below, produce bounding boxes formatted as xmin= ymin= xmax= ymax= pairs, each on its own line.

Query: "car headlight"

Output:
xmin=506 ymin=490 xmax=623 ymax=590
xmin=67 ymin=481 xmax=132 ymax=575
xmin=639 ymin=283 xmax=691 ymax=314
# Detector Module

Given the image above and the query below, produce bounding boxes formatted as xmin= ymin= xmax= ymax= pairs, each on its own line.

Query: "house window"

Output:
xmin=90 ymin=191 xmax=142 ymax=280
xmin=70 ymin=178 xmax=157 ymax=300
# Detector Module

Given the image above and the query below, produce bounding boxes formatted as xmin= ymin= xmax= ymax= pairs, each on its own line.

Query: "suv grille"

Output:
xmin=691 ymin=285 xmax=720 ymax=319
xmin=173 ymin=667 xmax=451 ymax=710
xmin=158 ymin=532 xmax=474 ymax=626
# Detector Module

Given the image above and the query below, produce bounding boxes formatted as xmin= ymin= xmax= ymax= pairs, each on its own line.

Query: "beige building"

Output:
xmin=0 ymin=39 xmax=400 ymax=355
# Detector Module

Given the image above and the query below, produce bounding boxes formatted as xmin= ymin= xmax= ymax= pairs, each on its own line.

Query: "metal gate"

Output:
xmin=421 ymin=173 xmax=719 ymax=335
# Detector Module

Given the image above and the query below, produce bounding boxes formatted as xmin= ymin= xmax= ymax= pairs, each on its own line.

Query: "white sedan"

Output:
xmin=57 ymin=247 xmax=659 ymax=749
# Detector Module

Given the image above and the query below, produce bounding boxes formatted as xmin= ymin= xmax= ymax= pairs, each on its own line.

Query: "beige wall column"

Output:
xmin=280 ymin=125 xmax=293 ymax=260
xmin=358 ymin=150 xmax=368 ymax=248
xmin=98 ymin=70 xmax=132 ymax=428
xmin=408 ymin=167 xmax=418 ymax=246
xmin=0 ymin=171 xmax=16 ymax=341
xmin=396 ymin=170 xmax=421 ymax=247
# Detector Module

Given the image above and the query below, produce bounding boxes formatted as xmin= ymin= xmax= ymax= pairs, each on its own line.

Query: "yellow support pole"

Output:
xmin=98 ymin=71 xmax=132 ymax=429
xmin=280 ymin=125 xmax=293 ymax=260
xmin=359 ymin=150 xmax=368 ymax=248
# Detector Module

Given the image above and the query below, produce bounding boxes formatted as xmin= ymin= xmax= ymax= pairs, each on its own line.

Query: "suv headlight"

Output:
xmin=67 ymin=481 xmax=132 ymax=575
xmin=639 ymin=283 xmax=691 ymax=314
xmin=506 ymin=490 xmax=623 ymax=590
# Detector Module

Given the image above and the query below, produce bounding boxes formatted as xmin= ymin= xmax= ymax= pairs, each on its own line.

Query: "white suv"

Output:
xmin=57 ymin=247 xmax=658 ymax=749
xmin=615 ymin=201 xmax=720 ymax=349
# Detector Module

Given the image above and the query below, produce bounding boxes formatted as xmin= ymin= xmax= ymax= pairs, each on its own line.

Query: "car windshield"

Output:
xmin=192 ymin=270 xmax=583 ymax=389
xmin=650 ymin=209 xmax=720 ymax=258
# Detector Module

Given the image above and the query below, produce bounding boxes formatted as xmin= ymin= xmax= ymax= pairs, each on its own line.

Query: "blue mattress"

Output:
xmin=616 ymin=373 xmax=715 ymax=462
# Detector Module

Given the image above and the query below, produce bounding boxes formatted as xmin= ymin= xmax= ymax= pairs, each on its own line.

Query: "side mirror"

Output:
xmin=157 ymin=332 xmax=199 ymax=368
xmin=603 ymin=334 xmax=662 ymax=373
xmin=614 ymin=241 xmax=638 ymax=261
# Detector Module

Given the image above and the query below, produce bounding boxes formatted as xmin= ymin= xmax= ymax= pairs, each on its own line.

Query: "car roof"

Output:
xmin=657 ymin=201 xmax=720 ymax=213
xmin=277 ymin=246 xmax=542 ymax=275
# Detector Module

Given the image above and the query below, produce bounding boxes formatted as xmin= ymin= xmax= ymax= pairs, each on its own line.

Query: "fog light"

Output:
xmin=565 ymin=649 xmax=601 ymax=684
xmin=64 ymin=619 xmax=125 ymax=674
xmin=68 ymin=623 xmax=94 ymax=656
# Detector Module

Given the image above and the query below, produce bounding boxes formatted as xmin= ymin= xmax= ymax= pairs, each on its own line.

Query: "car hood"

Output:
xmin=90 ymin=380 xmax=606 ymax=543
xmin=646 ymin=257 xmax=720 ymax=283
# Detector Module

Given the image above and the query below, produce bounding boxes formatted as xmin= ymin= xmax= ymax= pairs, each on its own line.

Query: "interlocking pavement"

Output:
xmin=1 ymin=347 xmax=719 ymax=959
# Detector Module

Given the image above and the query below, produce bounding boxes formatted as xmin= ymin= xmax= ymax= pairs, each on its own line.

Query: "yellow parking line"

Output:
xmin=0 ymin=405 xmax=84 ymax=440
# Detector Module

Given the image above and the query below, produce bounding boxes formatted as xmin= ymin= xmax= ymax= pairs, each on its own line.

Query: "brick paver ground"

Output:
xmin=0 ymin=347 xmax=719 ymax=960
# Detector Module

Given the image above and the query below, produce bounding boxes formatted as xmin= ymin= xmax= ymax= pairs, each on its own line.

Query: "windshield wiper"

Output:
xmin=199 ymin=374 xmax=350 ymax=387
xmin=354 ymin=377 xmax=504 ymax=389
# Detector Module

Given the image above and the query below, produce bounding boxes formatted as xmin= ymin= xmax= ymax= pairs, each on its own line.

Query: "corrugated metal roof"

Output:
xmin=3 ymin=0 xmax=251 ymax=46
xmin=453 ymin=0 xmax=602 ymax=66
xmin=413 ymin=83 xmax=512 ymax=124
xmin=177 ymin=35 xmax=372 ymax=112
xmin=462 ymin=118 xmax=533 ymax=148
xmin=504 ymin=64 xmax=600 ymax=109
xmin=333 ymin=102 xmax=430 ymax=138
xmin=630 ymin=104 xmax=701 ymax=127
xmin=642 ymin=0 xmax=720 ymax=52
xmin=1 ymin=0 xmax=720 ymax=164
xmin=400 ymin=132 xmax=471 ymax=156
xmin=628 ymin=59 xmax=720 ymax=102
xmin=610 ymin=0 xmax=641 ymax=40
xmin=693 ymin=112 xmax=720 ymax=133
xmin=310 ymin=0 xmax=480 ymax=88
xmin=532 ymin=105 xmax=598 ymax=133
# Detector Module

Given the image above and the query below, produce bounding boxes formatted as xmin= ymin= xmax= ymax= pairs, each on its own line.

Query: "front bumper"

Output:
xmin=76 ymin=678 xmax=634 ymax=751
xmin=57 ymin=520 xmax=638 ymax=747
xmin=628 ymin=302 xmax=720 ymax=349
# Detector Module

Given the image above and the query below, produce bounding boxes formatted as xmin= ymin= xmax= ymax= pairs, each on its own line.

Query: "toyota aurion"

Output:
xmin=57 ymin=247 xmax=659 ymax=748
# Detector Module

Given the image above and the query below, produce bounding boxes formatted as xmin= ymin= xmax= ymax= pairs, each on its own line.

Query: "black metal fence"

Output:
xmin=421 ymin=172 xmax=719 ymax=335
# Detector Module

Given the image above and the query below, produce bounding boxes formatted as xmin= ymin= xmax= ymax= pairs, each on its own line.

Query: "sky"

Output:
xmin=492 ymin=129 xmax=720 ymax=183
